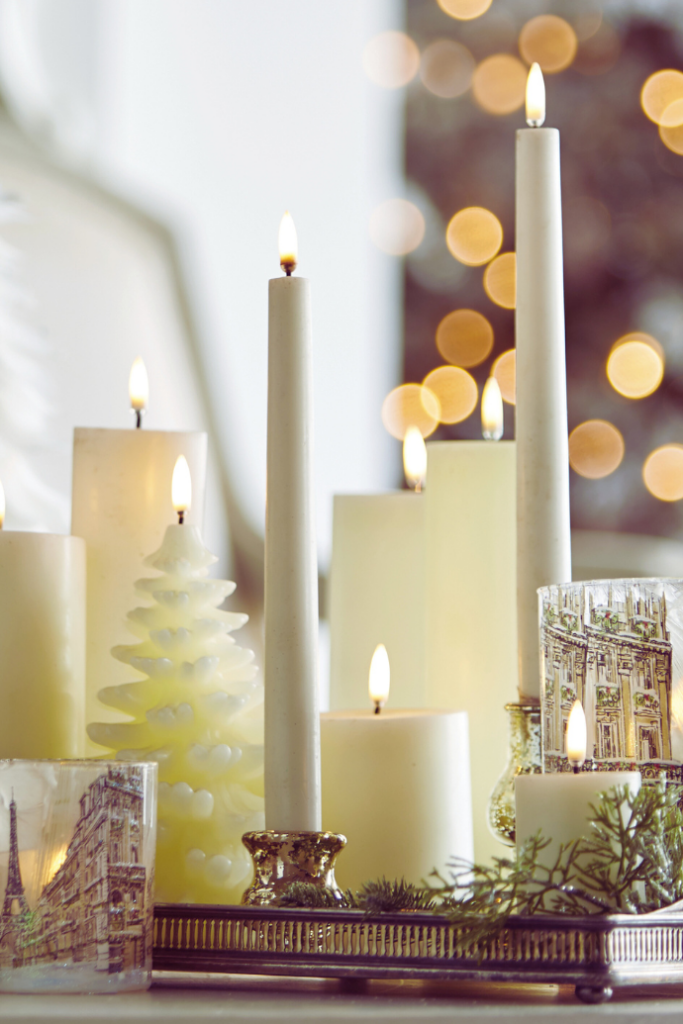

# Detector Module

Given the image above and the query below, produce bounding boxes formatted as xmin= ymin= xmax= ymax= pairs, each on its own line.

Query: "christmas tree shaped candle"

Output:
xmin=88 ymin=457 xmax=264 ymax=903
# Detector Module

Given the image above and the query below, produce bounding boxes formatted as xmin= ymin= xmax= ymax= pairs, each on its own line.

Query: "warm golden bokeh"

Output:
xmin=435 ymin=308 xmax=494 ymax=367
xmin=369 ymin=199 xmax=425 ymax=256
xmin=446 ymin=207 xmax=503 ymax=266
xmin=606 ymin=333 xmax=664 ymax=399
xmin=483 ymin=252 xmax=516 ymax=309
xmin=423 ymin=366 xmax=478 ymax=424
xmin=659 ymin=116 xmax=683 ymax=154
xmin=363 ymin=31 xmax=420 ymax=89
xmin=568 ymin=420 xmax=625 ymax=479
xmin=472 ymin=54 xmax=528 ymax=116
xmin=519 ymin=16 xmax=578 ymax=74
xmin=492 ymin=349 xmax=516 ymax=404
xmin=641 ymin=69 xmax=683 ymax=125
xmin=437 ymin=0 xmax=492 ymax=21
xmin=643 ymin=445 xmax=683 ymax=502
xmin=420 ymin=40 xmax=475 ymax=98
xmin=381 ymin=383 xmax=440 ymax=440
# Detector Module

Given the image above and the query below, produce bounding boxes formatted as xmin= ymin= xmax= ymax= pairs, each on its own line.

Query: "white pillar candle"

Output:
xmin=516 ymin=64 xmax=572 ymax=701
xmin=265 ymin=214 xmax=320 ymax=832
xmin=72 ymin=426 xmax=207 ymax=748
xmin=424 ymin=439 xmax=516 ymax=864
xmin=0 ymin=487 xmax=86 ymax=757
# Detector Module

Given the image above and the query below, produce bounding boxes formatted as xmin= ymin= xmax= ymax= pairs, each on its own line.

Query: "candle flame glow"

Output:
xmin=368 ymin=644 xmax=390 ymax=709
xmin=403 ymin=425 xmax=427 ymax=491
xmin=525 ymin=62 xmax=546 ymax=127
xmin=0 ymin=476 xmax=5 ymax=529
xmin=172 ymin=456 xmax=192 ymax=515
xmin=566 ymin=699 xmax=587 ymax=767
xmin=279 ymin=211 xmax=298 ymax=274
xmin=129 ymin=357 xmax=149 ymax=412
xmin=481 ymin=377 xmax=504 ymax=440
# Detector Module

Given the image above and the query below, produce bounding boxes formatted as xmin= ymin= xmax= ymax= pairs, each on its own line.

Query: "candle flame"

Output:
xmin=172 ymin=456 xmax=192 ymax=515
xmin=525 ymin=62 xmax=546 ymax=127
xmin=566 ymin=699 xmax=587 ymax=768
xmin=481 ymin=377 xmax=504 ymax=440
xmin=279 ymin=211 xmax=298 ymax=274
xmin=368 ymin=644 xmax=390 ymax=709
xmin=403 ymin=426 xmax=427 ymax=491
xmin=0 ymin=476 xmax=5 ymax=528
xmin=129 ymin=357 xmax=149 ymax=412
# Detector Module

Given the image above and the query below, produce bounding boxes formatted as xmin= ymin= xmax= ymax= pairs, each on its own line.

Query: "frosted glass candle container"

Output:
xmin=329 ymin=493 xmax=425 ymax=710
xmin=0 ymin=533 xmax=85 ymax=758
xmin=424 ymin=441 xmax=516 ymax=864
xmin=321 ymin=709 xmax=472 ymax=891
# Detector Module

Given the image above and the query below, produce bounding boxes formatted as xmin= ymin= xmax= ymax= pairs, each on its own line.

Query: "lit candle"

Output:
xmin=515 ymin=63 xmax=572 ymax=701
xmin=403 ymin=426 xmax=427 ymax=493
xmin=265 ymin=213 xmax=321 ymax=832
xmin=321 ymin=647 xmax=472 ymax=890
xmin=0 ymin=478 xmax=86 ymax=758
xmin=128 ymin=357 xmax=149 ymax=429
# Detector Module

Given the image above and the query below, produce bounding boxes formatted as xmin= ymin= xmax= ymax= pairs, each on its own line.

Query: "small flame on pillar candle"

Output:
xmin=481 ymin=377 xmax=504 ymax=440
xmin=0 ymin=477 xmax=5 ymax=529
xmin=172 ymin=456 xmax=192 ymax=525
xmin=129 ymin=357 xmax=149 ymax=429
xmin=369 ymin=644 xmax=390 ymax=715
xmin=525 ymin=62 xmax=546 ymax=127
xmin=279 ymin=212 xmax=298 ymax=276
xmin=403 ymin=425 xmax=427 ymax=492
xmin=566 ymin=700 xmax=587 ymax=772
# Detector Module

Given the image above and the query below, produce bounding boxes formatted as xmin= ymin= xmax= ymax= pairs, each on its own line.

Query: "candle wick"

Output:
xmin=135 ymin=409 xmax=143 ymax=430
xmin=414 ymin=482 xmax=422 ymax=495
xmin=177 ymin=510 xmax=185 ymax=526
xmin=572 ymin=764 xmax=580 ymax=775
xmin=373 ymin=702 xmax=381 ymax=715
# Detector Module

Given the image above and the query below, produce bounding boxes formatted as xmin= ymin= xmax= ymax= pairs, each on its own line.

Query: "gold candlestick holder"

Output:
xmin=487 ymin=701 xmax=542 ymax=846
xmin=241 ymin=830 xmax=347 ymax=906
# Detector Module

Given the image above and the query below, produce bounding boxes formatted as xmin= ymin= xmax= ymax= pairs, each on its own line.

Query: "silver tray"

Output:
xmin=152 ymin=901 xmax=683 ymax=1003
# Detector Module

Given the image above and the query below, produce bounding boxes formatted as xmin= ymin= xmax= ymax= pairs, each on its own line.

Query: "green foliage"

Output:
xmin=280 ymin=876 xmax=434 ymax=912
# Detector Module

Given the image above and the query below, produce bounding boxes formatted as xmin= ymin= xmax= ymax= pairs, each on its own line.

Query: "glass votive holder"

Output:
xmin=0 ymin=759 xmax=156 ymax=993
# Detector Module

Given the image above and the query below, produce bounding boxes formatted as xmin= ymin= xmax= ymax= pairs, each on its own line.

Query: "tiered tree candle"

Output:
xmin=88 ymin=458 xmax=264 ymax=904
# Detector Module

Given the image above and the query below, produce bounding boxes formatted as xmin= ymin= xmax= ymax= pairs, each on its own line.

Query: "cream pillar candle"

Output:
xmin=424 ymin=438 xmax=516 ymax=864
xmin=72 ymin=424 xmax=207 ymax=748
xmin=516 ymin=63 xmax=572 ymax=701
xmin=321 ymin=648 xmax=472 ymax=890
xmin=265 ymin=213 xmax=320 ymax=833
xmin=0 ymin=484 xmax=86 ymax=758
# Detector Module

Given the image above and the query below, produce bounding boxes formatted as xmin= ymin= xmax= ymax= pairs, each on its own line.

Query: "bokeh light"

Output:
xmin=381 ymin=383 xmax=440 ymax=439
xmin=519 ymin=16 xmax=578 ymax=74
xmin=660 ymin=118 xmax=683 ymax=155
xmin=446 ymin=207 xmax=503 ymax=266
xmin=483 ymin=252 xmax=516 ymax=309
xmin=643 ymin=445 xmax=683 ymax=501
xmin=436 ymin=0 xmax=492 ymax=21
xmin=472 ymin=54 xmax=527 ymax=116
xmin=370 ymin=199 xmax=425 ymax=255
xmin=641 ymin=70 xmax=683 ymax=125
xmin=435 ymin=309 xmax=494 ymax=367
xmin=423 ymin=366 xmax=478 ymax=424
xmin=492 ymin=349 xmax=516 ymax=404
xmin=568 ymin=420 xmax=625 ymax=479
xmin=420 ymin=40 xmax=475 ymax=98
xmin=363 ymin=32 xmax=420 ymax=89
xmin=606 ymin=333 xmax=664 ymax=399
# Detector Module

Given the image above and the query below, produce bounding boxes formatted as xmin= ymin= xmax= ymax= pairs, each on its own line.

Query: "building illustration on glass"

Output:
xmin=540 ymin=582 xmax=681 ymax=779
xmin=0 ymin=766 xmax=151 ymax=977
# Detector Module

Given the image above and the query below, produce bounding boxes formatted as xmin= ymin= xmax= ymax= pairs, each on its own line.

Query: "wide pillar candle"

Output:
xmin=321 ymin=709 xmax=472 ymax=890
xmin=265 ymin=273 xmax=321 ymax=832
xmin=0 ymin=533 xmax=86 ymax=758
xmin=515 ymin=81 xmax=572 ymax=701
xmin=72 ymin=428 xmax=207 ymax=747
xmin=425 ymin=440 xmax=516 ymax=864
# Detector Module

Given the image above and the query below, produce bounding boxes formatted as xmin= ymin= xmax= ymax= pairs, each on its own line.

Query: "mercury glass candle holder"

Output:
xmin=487 ymin=702 xmax=542 ymax=846
xmin=241 ymin=830 xmax=346 ymax=906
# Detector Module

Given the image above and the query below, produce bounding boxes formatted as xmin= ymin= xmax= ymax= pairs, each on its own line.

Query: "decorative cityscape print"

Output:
xmin=539 ymin=580 xmax=683 ymax=782
xmin=0 ymin=761 xmax=156 ymax=993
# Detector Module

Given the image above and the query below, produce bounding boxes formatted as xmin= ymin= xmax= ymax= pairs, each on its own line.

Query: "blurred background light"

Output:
xmin=492 ymin=349 xmax=516 ymax=405
xmin=606 ymin=333 xmax=664 ymax=399
xmin=420 ymin=39 xmax=474 ymax=98
xmin=381 ymin=383 xmax=440 ymax=440
xmin=446 ymin=206 xmax=503 ymax=266
xmin=483 ymin=252 xmax=516 ymax=309
xmin=568 ymin=420 xmax=625 ymax=479
xmin=423 ymin=365 xmax=478 ymax=424
xmin=435 ymin=308 xmax=494 ymax=367
xmin=471 ymin=54 xmax=527 ymax=116
xmin=518 ymin=15 xmax=577 ymax=75
xmin=641 ymin=69 xmax=683 ymax=125
xmin=363 ymin=30 xmax=420 ymax=89
xmin=436 ymin=0 xmax=493 ymax=22
xmin=643 ymin=445 xmax=683 ymax=502
xmin=370 ymin=198 xmax=425 ymax=256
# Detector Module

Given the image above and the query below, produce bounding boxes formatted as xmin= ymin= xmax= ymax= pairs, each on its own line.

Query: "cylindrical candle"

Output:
xmin=321 ymin=708 xmax=472 ymax=890
xmin=265 ymin=247 xmax=320 ymax=832
xmin=515 ymin=70 xmax=572 ymax=701
xmin=424 ymin=440 xmax=516 ymax=864
xmin=0 ymin=532 xmax=86 ymax=758
xmin=71 ymin=427 xmax=207 ymax=747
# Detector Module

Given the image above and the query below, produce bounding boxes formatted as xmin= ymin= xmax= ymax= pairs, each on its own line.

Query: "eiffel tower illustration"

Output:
xmin=2 ymin=796 xmax=29 ymax=919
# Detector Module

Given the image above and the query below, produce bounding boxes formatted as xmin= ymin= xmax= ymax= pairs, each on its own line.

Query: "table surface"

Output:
xmin=0 ymin=975 xmax=682 ymax=1024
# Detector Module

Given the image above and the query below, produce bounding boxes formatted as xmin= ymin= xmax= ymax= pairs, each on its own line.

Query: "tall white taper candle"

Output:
xmin=515 ymin=64 xmax=571 ymax=700
xmin=265 ymin=213 xmax=321 ymax=832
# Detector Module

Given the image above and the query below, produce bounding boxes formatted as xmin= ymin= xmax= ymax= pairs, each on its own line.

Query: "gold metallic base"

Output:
xmin=487 ymin=701 xmax=542 ymax=847
xmin=241 ymin=830 xmax=347 ymax=907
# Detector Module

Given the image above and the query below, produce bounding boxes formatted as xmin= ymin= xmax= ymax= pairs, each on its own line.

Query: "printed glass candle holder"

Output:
xmin=0 ymin=759 xmax=156 ymax=993
xmin=538 ymin=579 xmax=683 ymax=780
